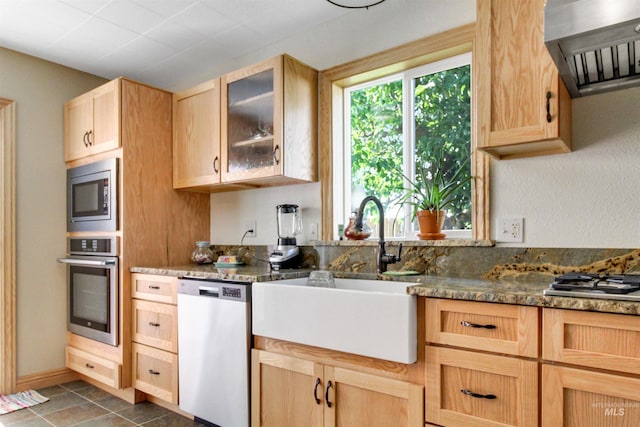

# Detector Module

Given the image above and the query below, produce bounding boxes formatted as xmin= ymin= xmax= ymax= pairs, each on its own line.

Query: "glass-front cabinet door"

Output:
xmin=221 ymin=57 xmax=283 ymax=182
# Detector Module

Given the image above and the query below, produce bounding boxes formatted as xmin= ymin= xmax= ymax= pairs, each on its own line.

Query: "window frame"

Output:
xmin=339 ymin=53 xmax=473 ymax=240
xmin=319 ymin=23 xmax=489 ymax=241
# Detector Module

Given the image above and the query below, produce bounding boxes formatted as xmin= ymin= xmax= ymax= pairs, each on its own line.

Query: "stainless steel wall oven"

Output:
xmin=58 ymin=237 xmax=118 ymax=346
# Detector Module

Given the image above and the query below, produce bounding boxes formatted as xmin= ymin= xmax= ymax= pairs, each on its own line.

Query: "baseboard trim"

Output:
xmin=15 ymin=368 xmax=80 ymax=392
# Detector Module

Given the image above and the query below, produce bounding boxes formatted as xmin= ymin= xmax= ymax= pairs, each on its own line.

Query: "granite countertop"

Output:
xmin=131 ymin=265 xmax=639 ymax=316
xmin=130 ymin=264 xmax=311 ymax=282
xmin=406 ymin=276 xmax=640 ymax=316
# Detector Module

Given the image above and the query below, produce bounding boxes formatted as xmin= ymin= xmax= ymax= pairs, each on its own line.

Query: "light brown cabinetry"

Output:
xmin=64 ymin=78 xmax=209 ymax=399
xmin=252 ymin=349 xmax=423 ymax=427
xmin=131 ymin=273 xmax=179 ymax=404
xmin=426 ymin=346 xmax=538 ymax=427
xmin=173 ymin=79 xmax=222 ymax=190
xmin=221 ymin=55 xmax=317 ymax=185
xmin=475 ymin=0 xmax=571 ymax=159
xmin=426 ymin=298 xmax=538 ymax=357
xmin=65 ymin=346 xmax=121 ymax=389
xmin=542 ymin=308 xmax=640 ymax=425
xmin=64 ymin=79 xmax=120 ymax=161
xmin=425 ymin=299 xmax=539 ymax=426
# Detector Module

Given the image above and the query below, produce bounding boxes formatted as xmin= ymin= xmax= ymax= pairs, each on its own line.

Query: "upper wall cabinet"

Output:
xmin=475 ymin=0 xmax=572 ymax=160
xmin=173 ymin=79 xmax=221 ymax=190
xmin=64 ymin=79 xmax=120 ymax=162
xmin=221 ymin=55 xmax=318 ymax=186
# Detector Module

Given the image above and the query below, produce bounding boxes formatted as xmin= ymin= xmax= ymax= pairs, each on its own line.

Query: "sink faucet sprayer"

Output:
xmin=354 ymin=196 xmax=402 ymax=274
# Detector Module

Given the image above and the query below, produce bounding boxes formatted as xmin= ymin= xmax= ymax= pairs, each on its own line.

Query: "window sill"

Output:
xmin=313 ymin=239 xmax=494 ymax=247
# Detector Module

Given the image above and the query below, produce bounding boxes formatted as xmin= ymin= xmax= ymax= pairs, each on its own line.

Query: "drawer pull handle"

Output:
xmin=148 ymin=322 xmax=160 ymax=327
xmin=325 ymin=380 xmax=333 ymax=408
xmin=313 ymin=377 xmax=321 ymax=405
xmin=273 ymin=144 xmax=281 ymax=165
xmin=148 ymin=369 xmax=160 ymax=375
xmin=461 ymin=388 xmax=496 ymax=400
xmin=85 ymin=363 xmax=95 ymax=369
xmin=148 ymin=285 xmax=161 ymax=290
xmin=461 ymin=320 xmax=496 ymax=329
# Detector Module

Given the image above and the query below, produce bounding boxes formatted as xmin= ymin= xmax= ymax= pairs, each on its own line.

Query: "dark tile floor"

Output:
xmin=0 ymin=380 xmax=207 ymax=426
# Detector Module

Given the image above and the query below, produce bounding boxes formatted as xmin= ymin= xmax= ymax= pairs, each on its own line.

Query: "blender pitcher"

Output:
xmin=276 ymin=204 xmax=302 ymax=246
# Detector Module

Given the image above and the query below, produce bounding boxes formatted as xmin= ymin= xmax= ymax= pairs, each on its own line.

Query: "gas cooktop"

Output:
xmin=543 ymin=273 xmax=640 ymax=302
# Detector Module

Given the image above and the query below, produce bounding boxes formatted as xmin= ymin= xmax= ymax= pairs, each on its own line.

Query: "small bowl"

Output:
xmin=306 ymin=271 xmax=335 ymax=288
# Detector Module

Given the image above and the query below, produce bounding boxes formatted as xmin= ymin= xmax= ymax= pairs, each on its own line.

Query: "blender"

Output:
xmin=269 ymin=204 xmax=302 ymax=270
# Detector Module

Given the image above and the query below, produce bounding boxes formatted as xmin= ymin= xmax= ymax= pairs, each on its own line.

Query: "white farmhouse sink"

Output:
xmin=252 ymin=277 xmax=417 ymax=363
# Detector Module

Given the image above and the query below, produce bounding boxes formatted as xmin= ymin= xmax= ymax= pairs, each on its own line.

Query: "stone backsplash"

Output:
xmin=209 ymin=241 xmax=640 ymax=281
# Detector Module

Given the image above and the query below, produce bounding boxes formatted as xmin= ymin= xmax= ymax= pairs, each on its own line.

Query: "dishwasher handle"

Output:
xmin=199 ymin=286 xmax=220 ymax=297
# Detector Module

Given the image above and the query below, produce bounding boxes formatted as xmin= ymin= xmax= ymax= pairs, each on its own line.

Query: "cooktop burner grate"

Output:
xmin=544 ymin=273 xmax=640 ymax=301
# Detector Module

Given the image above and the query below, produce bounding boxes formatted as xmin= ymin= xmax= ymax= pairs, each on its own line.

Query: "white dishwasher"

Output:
xmin=177 ymin=277 xmax=251 ymax=427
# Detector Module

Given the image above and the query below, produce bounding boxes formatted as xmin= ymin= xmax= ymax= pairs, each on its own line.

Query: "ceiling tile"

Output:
xmin=170 ymin=2 xmax=238 ymax=38
xmin=144 ymin=20 xmax=202 ymax=50
xmin=130 ymin=0 xmax=199 ymax=18
xmin=58 ymin=0 xmax=111 ymax=15
xmin=54 ymin=16 xmax=139 ymax=58
xmin=101 ymin=35 xmax=177 ymax=68
xmin=96 ymin=0 xmax=166 ymax=34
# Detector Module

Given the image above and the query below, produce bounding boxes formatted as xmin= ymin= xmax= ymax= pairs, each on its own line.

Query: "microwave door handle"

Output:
xmin=57 ymin=258 xmax=116 ymax=266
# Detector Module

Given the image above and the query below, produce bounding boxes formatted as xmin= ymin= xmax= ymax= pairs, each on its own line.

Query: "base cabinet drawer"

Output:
xmin=132 ymin=299 xmax=177 ymax=352
xmin=426 ymin=299 xmax=539 ymax=357
xmin=542 ymin=364 xmax=640 ymax=426
xmin=543 ymin=308 xmax=640 ymax=375
xmin=131 ymin=274 xmax=178 ymax=304
xmin=65 ymin=346 xmax=121 ymax=389
xmin=426 ymin=346 xmax=538 ymax=427
xmin=132 ymin=343 xmax=178 ymax=404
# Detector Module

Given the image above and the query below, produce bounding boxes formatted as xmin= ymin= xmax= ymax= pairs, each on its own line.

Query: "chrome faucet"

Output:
xmin=354 ymin=196 xmax=402 ymax=274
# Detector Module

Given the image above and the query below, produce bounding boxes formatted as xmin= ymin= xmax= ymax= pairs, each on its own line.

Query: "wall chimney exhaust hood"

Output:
xmin=545 ymin=0 xmax=640 ymax=97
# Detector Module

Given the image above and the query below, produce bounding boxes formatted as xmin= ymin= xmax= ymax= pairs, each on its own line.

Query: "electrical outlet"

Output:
xmin=244 ymin=220 xmax=256 ymax=238
xmin=309 ymin=223 xmax=318 ymax=241
xmin=497 ymin=217 xmax=523 ymax=243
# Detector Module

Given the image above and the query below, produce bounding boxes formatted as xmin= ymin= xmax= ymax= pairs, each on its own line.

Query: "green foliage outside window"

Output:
xmin=349 ymin=64 xmax=471 ymax=233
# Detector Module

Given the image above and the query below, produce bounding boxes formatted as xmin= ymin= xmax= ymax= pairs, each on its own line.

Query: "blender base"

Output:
xmin=269 ymin=246 xmax=301 ymax=270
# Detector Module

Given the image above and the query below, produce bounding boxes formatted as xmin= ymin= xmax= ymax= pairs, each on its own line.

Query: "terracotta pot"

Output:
xmin=416 ymin=210 xmax=445 ymax=240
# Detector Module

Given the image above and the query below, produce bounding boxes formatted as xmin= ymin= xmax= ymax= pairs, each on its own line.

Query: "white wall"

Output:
xmin=0 ymin=47 xmax=107 ymax=377
xmin=492 ymin=86 xmax=640 ymax=248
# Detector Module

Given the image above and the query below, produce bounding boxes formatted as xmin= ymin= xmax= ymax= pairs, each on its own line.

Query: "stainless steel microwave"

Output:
xmin=67 ymin=158 xmax=118 ymax=232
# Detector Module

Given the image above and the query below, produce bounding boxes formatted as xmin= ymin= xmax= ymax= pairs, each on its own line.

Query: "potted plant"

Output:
xmin=398 ymin=150 xmax=473 ymax=240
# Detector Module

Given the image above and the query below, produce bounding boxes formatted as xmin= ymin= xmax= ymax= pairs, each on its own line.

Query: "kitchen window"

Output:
xmin=339 ymin=53 xmax=472 ymax=239
xmin=319 ymin=23 xmax=488 ymax=241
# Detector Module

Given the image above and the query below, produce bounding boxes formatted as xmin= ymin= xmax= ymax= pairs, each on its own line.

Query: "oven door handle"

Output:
xmin=57 ymin=258 xmax=117 ymax=266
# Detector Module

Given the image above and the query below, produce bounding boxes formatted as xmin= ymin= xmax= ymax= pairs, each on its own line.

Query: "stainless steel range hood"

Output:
xmin=545 ymin=0 xmax=640 ymax=97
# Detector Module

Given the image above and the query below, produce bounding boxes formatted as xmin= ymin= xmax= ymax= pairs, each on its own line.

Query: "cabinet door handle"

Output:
xmin=273 ymin=144 xmax=281 ymax=165
xmin=325 ymin=380 xmax=333 ymax=408
xmin=83 ymin=131 xmax=89 ymax=147
xmin=461 ymin=320 xmax=496 ymax=329
xmin=461 ymin=388 xmax=496 ymax=400
xmin=148 ymin=285 xmax=160 ymax=290
xmin=313 ymin=377 xmax=322 ymax=404
xmin=85 ymin=363 xmax=95 ymax=369
xmin=213 ymin=156 xmax=219 ymax=173
xmin=87 ymin=130 xmax=93 ymax=146
xmin=546 ymin=91 xmax=552 ymax=123
xmin=148 ymin=369 xmax=160 ymax=375
xmin=148 ymin=322 xmax=160 ymax=327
